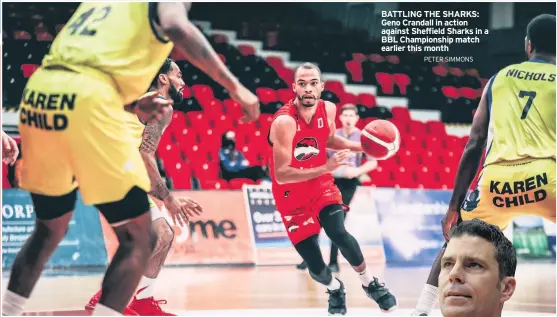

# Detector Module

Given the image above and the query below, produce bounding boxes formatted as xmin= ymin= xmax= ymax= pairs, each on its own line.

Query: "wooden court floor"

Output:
xmin=4 ymin=262 xmax=555 ymax=316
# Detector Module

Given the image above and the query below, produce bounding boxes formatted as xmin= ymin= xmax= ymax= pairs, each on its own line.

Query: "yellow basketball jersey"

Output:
xmin=42 ymin=2 xmax=173 ymax=105
xmin=484 ymin=58 xmax=556 ymax=166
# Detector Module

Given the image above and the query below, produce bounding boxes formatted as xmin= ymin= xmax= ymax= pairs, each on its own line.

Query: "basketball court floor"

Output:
xmin=3 ymin=261 xmax=555 ymax=316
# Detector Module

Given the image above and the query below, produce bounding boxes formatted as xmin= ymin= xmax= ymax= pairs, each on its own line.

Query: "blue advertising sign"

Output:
xmin=243 ymin=185 xmax=290 ymax=247
xmin=2 ymin=189 xmax=108 ymax=269
xmin=371 ymin=188 xmax=448 ymax=266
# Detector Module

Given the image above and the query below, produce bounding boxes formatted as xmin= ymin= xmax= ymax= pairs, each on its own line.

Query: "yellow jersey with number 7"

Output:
xmin=484 ymin=58 xmax=556 ymax=167
xmin=41 ymin=2 xmax=173 ymax=105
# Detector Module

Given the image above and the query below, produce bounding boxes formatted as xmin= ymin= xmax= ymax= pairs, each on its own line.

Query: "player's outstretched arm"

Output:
xmin=323 ymin=101 xmax=363 ymax=152
xmin=156 ymin=3 xmax=260 ymax=122
xmin=448 ymin=77 xmax=492 ymax=211
xmin=139 ymin=108 xmax=174 ymax=202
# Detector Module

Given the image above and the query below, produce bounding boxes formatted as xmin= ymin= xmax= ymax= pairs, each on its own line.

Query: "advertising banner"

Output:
xmin=244 ymin=185 xmax=385 ymax=265
xmin=101 ymin=190 xmax=256 ymax=266
xmin=371 ymin=188 xmax=447 ymax=266
xmin=2 ymin=189 xmax=107 ymax=269
xmin=512 ymin=216 xmax=555 ymax=260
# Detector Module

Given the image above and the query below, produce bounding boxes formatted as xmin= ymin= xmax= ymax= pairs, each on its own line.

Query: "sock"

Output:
xmin=135 ymin=276 xmax=156 ymax=300
xmin=326 ymin=278 xmax=341 ymax=291
xmin=93 ymin=303 xmax=121 ymax=316
xmin=358 ymin=269 xmax=373 ymax=286
xmin=2 ymin=290 xmax=28 ymax=316
xmin=415 ymin=284 xmax=438 ymax=314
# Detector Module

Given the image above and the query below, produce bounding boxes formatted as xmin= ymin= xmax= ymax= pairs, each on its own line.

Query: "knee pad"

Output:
xmin=95 ymin=186 xmax=150 ymax=224
xmin=309 ymin=266 xmax=333 ymax=286
xmin=31 ymin=189 xmax=77 ymax=220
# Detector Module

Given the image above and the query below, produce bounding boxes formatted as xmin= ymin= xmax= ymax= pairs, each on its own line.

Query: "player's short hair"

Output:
xmin=150 ymin=58 xmax=175 ymax=88
xmin=340 ymin=104 xmax=359 ymax=115
xmin=294 ymin=62 xmax=322 ymax=80
xmin=527 ymin=14 xmax=556 ymax=55
xmin=449 ymin=219 xmax=517 ymax=280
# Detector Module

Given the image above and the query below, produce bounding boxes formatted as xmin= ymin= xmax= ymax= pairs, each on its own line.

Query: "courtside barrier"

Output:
xmin=101 ymin=190 xmax=256 ymax=266
xmin=2 ymin=189 xmax=107 ymax=269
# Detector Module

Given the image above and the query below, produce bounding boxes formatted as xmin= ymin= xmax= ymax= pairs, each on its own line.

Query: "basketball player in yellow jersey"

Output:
xmin=412 ymin=14 xmax=556 ymax=316
xmin=85 ymin=58 xmax=202 ymax=316
xmin=3 ymin=3 xmax=259 ymax=317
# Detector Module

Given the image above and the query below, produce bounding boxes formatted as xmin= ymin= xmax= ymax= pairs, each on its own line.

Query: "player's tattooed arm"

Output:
xmin=157 ymin=2 xmax=240 ymax=93
xmin=323 ymin=101 xmax=363 ymax=152
xmin=139 ymin=109 xmax=173 ymax=201
xmin=448 ymin=76 xmax=491 ymax=210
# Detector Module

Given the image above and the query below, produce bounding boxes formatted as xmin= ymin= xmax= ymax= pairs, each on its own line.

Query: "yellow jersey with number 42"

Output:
xmin=41 ymin=2 xmax=173 ymax=105
xmin=484 ymin=58 xmax=556 ymax=166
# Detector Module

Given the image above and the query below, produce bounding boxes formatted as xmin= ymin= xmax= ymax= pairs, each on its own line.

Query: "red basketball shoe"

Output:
xmin=85 ymin=290 xmax=139 ymax=316
xmin=128 ymin=296 xmax=176 ymax=316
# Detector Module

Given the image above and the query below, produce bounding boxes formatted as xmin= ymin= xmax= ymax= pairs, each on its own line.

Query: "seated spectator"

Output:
xmin=218 ymin=131 xmax=268 ymax=182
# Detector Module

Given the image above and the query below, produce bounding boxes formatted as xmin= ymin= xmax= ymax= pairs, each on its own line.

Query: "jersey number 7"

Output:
xmin=518 ymin=90 xmax=537 ymax=120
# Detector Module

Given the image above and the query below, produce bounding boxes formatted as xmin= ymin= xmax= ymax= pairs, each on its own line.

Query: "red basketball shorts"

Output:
xmin=279 ymin=185 xmax=347 ymax=245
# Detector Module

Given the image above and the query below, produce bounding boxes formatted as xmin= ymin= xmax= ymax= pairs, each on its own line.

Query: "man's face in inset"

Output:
xmin=439 ymin=235 xmax=516 ymax=317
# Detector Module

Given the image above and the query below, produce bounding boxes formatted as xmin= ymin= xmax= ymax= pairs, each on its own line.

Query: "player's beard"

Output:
xmin=297 ymin=94 xmax=317 ymax=108
xmin=169 ymin=84 xmax=184 ymax=105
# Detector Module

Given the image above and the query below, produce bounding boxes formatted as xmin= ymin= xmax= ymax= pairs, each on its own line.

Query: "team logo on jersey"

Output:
xmin=294 ymin=137 xmax=320 ymax=161
xmin=461 ymin=188 xmax=480 ymax=212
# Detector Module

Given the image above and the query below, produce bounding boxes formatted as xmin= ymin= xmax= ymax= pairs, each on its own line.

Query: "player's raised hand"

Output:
xmin=326 ymin=149 xmax=353 ymax=172
xmin=178 ymin=197 xmax=203 ymax=219
xmin=441 ymin=208 xmax=459 ymax=241
xmin=164 ymin=194 xmax=189 ymax=227
xmin=2 ymin=131 xmax=19 ymax=166
xmin=126 ymin=91 xmax=173 ymax=123
xmin=230 ymin=84 xmax=260 ymax=122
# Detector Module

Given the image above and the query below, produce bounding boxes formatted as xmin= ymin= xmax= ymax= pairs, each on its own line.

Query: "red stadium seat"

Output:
xmin=36 ymin=31 xmax=53 ymax=41
xmin=238 ymin=44 xmax=256 ymax=56
xmin=256 ymin=88 xmax=279 ymax=104
xmin=408 ymin=120 xmax=427 ymax=136
xmin=14 ymin=30 xmax=32 ymax=40
xmin=199 ymin=179 xmax=229 ymax=190
xmin=432 ymin=64 xmax=448 ymax=76
xmin=345 ymin=60 xmax=363 ymax=82
xmin=341 ymin=93 xmax=359 ymax=105
xmin=426 ymin=121 xmax=446 ymax=135
xmin=393 ymin=74 xmax=411 ymax=95
xmin=20 ymin=64 xmax=39 ymax=78
xmin=449 ymin=67 xmax=464 ymax=77
xmin=369 ymin=54 xmax=385 ymax=63
xmin=277 ymin=67 xmax=294 ymax=84
xmin=266 ymin=56 xmax=284 ymax=70
xmin=375 ymin=73 xmax=395 ymax=95
xmin=441 ymin=86 xmax=460 ymax=99
xmin=277 ymin=89 xmax=295 ymax=104
xmin=391 ymin=107 xmax=411 ymax=122
xmin=352 ymin=53 xmax=366 ymax=62
xmin=192 ymin=162 xmax=220 ymax=181
xmin=357 ymin=93 xmax=376 ymax=107
xmin=192 ymin=85 xmax=214 ymax=104
xmin=386 ymin=55 xmax=400 ymax=64
xmin=324 ymin=81 xmax=345 ymax=97
xmin=459 ymin=87 xmax=478 ymax=99
xmin=202 ymin=99 xmax=225 ymax=119
xmin=181 ymin=86 xmax=192 ymax=99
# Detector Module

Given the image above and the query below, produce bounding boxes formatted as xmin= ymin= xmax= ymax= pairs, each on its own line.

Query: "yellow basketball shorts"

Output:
xmin=461 ymin=159 xmax=556 ymax=229
xmin=17 ymin=67 xmax=151 ymax=205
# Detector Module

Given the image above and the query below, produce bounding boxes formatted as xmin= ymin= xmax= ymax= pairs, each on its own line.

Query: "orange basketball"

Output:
xmin=360 ymin=120 xmax=400 ymax=160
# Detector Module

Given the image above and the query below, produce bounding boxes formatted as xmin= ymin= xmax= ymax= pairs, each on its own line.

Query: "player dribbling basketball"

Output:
xmin=268 ymin=62 xmax=397 ymax=315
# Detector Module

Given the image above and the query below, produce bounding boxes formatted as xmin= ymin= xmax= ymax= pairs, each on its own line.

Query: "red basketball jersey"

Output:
xmin=268 ymin=99 xmax=335 ymax=213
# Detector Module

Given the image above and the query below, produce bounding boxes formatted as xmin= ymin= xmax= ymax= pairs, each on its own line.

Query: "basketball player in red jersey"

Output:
xmin=268 ymin=62 xmax=397 ymax=315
